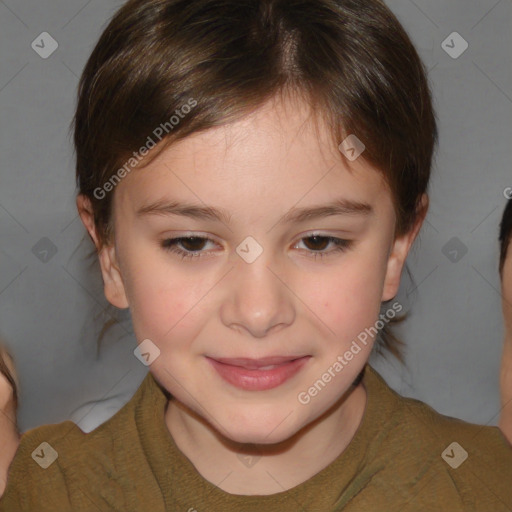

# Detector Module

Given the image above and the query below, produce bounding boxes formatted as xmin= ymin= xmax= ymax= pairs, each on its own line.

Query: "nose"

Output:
xmin=220 ymin=250 xmax=295 ymax=338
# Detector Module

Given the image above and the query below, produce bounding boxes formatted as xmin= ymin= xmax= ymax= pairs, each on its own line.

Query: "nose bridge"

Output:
xmin=222 ymin=236 xmax=294 ymax=337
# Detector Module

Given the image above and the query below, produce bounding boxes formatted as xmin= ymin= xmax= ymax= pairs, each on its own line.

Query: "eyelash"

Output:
xmin=160 ymin=234 xmax=353 ymax=261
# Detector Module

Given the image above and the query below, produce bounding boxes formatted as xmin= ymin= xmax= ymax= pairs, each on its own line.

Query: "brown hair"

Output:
xmin=72 ymin=0 xmax=438 ymax=362
xmin=499 ymin=199 xmax=512 ymax=276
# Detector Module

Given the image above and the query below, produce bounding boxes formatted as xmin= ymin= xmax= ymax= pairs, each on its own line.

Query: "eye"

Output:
xmin=294 ymin=235 xmax=352 ymax=260
xmin=161 ymin=234 xmax=352 ymax=261
xmin=160 ymin=236 xmax=218 ymax=260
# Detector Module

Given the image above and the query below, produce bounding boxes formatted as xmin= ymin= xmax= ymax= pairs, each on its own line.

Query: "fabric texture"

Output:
xmin=1 ymin=364 xmax=511 ymax=511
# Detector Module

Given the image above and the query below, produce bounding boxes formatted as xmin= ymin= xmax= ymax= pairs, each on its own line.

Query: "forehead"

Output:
xmin=113 ymin=96 xmax=392 ymax=222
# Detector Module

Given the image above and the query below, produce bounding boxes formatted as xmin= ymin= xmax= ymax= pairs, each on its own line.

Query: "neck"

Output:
xmin=164 ymin=381 xmax=367 ymax=495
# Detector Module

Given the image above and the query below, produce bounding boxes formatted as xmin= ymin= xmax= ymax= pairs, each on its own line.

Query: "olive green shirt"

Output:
xmin=1 ymin=364 xmax=511 ymax=511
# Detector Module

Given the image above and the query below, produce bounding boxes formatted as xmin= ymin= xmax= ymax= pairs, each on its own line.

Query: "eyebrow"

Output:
xmin=136 ymin=198 xmax=373 ymax=225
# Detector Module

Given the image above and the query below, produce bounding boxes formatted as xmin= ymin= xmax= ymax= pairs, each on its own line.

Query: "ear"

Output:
xmin=381 ymin=194 xmax=428 ymax=302
xmin=76 ymin=194 xmax=129 ymax=309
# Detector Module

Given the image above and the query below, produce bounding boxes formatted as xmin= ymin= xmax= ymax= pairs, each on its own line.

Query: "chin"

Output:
xmin=218 ymin=409 xmax=303 ymax=446
xmin=225 ymin=427 xmax=294 ymax=446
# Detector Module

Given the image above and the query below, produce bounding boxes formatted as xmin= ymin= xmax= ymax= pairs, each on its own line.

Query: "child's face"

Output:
xmin=90 ymin=96 xmax=420 ymax=444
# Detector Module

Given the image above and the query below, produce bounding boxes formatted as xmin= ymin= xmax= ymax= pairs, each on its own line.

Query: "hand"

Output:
xmin=0 ymin=347 xmax=20 ymax=497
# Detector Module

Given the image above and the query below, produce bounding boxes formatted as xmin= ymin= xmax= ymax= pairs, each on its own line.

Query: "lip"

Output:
xmin=206 ymin=355 xmax=311 ymax=391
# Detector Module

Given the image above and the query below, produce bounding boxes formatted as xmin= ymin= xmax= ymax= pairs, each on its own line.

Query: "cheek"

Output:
xmin=308 ymin=251 xmax=388 ymax=345
xmin=124 ymin=257 xmax=208 ymax=345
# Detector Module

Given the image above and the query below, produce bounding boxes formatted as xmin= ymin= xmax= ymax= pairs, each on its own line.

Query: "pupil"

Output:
xmin=182 ymin=237 xmax=205 ymax=251
xmin=306 ymin=235 xmax=327 ymax=251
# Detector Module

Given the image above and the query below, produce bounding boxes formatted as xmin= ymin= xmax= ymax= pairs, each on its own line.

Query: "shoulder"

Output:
xmin=0 ymin=373 xmax=155 ymax=512
xmin=363 ymin=365 xmax=512 ymax=509
xmin=390 ymin=379 xmax=512 ymax=467
xmin=365 ymin=364 xmax=512 ymax=458
xmin=0 ymin=419 xmax=132 ymax=511
xmin=399 ymin=395 xmax=512 ymax=508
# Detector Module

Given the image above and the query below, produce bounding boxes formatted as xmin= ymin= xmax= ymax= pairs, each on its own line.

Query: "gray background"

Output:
xmin=0 ymin=0 xmax=510 ymax=433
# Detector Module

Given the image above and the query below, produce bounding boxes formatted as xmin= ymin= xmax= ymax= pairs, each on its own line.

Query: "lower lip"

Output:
xmin=206 ymin=356 xmax=311 ymax=391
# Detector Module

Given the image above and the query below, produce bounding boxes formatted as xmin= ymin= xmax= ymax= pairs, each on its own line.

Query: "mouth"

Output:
xmin=205 ymin=355 xmax=311 ymax=391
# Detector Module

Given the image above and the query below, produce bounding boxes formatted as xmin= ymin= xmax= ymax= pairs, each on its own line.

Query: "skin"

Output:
xmin=499 ymin=243 xmax=512 ymax=445
xmin=0 ymin=349 xmax=19 ymax=496
xmin=76 ymin=94 xmax=425 ymax=495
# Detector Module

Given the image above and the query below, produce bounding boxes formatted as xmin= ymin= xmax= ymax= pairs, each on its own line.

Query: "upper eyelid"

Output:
xmin=165 ymin=233 xmax=349 ymax=249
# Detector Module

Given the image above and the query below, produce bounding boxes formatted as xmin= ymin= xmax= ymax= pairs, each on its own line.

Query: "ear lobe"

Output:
xmin=76 ymin=194 xmax=129 ymax=310
xmin=381 ymin=194 xmax=428 ymax=302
